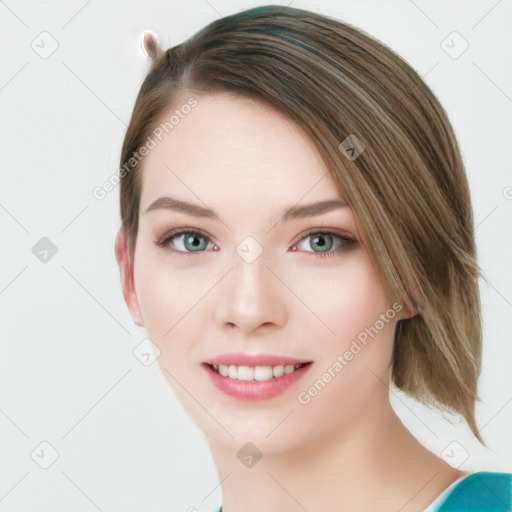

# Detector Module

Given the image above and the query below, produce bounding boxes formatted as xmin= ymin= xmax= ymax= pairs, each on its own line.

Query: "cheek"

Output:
xmin=291 ymin=253 xmax=391 ymax=345
xmin=133 ymin=245 xmax=184 ymax=337
xmin=133 ymin=244 xmax=215 ymax=344
xmin=293 ymin=257 xmax=396 ymax=417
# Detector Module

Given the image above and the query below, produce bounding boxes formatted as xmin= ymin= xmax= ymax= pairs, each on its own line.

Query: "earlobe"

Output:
xmin=114 ymin=229 xmax=144 ymax=327
xmin=398 ymin=291 xmax=421 ymax=321
xmin=397 ymin=279 xmax=423 ymax=321
xmin=400 ymin=300 xmax=419 ymax=320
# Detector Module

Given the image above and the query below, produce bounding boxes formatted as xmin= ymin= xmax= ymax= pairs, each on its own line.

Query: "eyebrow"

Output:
xmin=144 ymin=196 xmax=348 ymax=221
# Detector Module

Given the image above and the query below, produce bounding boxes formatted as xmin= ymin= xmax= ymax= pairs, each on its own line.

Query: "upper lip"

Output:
xmin=205 ymin=352 xmax=312 ymax=367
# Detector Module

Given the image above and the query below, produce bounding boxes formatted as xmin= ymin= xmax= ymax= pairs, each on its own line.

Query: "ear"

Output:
xmin=115 ymin=229 xmax=144 ymax=327
xmin=395 ymin=285 xmax=422 ymax=321
xmin=398 ymin=299 xmax=419 ymax=321
xmin=393 ymin=275 xmax=424 ymax=321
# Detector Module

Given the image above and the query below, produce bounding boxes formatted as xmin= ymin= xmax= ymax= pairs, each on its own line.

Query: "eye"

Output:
xmin=292 ymin=230 xmax=356 ymax=259
xmin=154 ymin=227 xmax=356 ymax=258
xmin=155 ymin=229 xmax=217 ymax=253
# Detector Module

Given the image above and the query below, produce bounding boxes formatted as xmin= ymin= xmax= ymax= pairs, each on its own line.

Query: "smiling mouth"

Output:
xmin=204 ymin=361 xmax=312 ymax=382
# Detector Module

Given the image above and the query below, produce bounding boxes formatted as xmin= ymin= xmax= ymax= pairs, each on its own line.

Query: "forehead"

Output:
xmin=139 ymin=93 xmax=344 ymax=215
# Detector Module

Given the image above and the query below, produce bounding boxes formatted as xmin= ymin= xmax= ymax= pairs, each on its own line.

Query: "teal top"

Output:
xmin=212 ymin=472 xmax=512 ymax=512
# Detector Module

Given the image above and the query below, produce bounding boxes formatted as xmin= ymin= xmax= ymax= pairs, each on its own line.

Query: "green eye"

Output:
xmin=293 ymin=231 xmax=355 ymax=259
xmin=155 ymin=228 xmax=355 ymax=258
xmin=182 ymin=233 xmax=209 ymax=252
xmin=156 ymin=230 xmax=215 ymax=253
xmin=308 ymin=233 xmax=334 ymax=253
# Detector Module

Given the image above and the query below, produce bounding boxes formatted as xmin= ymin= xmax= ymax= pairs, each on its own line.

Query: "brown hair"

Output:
xmin=119 ymin=5 xmax=483 ymax=443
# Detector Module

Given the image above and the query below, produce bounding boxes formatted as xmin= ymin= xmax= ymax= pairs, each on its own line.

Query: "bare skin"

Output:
xmin=116 ymin=92 xmax=470 ymax=512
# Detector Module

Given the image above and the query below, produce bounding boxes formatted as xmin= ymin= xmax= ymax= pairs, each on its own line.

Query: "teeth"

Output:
xmin=211 ymin=363 xmax=306 ymax=381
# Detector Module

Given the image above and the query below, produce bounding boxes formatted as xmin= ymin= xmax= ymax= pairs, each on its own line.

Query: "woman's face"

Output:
xmin=117 ymin=92 xmax=408 ymax=454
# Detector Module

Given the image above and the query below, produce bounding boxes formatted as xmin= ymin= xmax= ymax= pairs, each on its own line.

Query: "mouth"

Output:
xmin=201 ymin=359 xmax=313 ymax=401
xmin=204 ymin=361 xmax=312 ymax=381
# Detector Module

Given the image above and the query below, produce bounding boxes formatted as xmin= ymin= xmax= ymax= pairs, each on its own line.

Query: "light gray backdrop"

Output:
xmin=1 ymin=0 xmax=511 ymax=511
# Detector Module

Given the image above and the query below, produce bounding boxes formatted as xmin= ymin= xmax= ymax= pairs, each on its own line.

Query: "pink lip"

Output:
xmin=202 ymin=359 xmax=313 ymax=401
xmin=205 ymin=352 xmax=311 ymax=367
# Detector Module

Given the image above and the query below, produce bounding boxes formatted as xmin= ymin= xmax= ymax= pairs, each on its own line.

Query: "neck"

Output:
xmin=208 ymin=391 xmax=463 ymax=512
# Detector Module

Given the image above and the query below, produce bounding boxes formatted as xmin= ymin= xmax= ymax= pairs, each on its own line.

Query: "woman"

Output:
xmin=115 ymin=5 xmax=511 ymax=511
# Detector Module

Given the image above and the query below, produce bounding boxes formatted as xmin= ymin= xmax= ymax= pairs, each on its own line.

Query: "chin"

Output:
xmin=203 ymin=408 xmax=315 ymax=458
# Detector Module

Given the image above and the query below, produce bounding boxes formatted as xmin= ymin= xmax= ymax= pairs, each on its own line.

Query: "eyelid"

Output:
xmin=291 ymin=226 xmax=357 ymax=246
xmin=156 ymin=226 xmax=218 ymax=247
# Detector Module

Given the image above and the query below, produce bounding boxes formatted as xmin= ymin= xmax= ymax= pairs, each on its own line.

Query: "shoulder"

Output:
xmin=433 ymin=471 xmax=512 ymax=512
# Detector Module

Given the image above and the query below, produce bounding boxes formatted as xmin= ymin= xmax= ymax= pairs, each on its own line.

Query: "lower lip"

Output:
xmin=202 ymin=363 xmax=313 ymax=401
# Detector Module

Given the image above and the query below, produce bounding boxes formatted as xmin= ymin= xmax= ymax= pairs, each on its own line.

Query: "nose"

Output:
xmin=212 ymin=249 xmax=288 ymax=334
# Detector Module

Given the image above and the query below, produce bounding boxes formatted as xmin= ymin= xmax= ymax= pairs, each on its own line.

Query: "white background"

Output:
xmin=0 ymin=0 xmax=511 ymax=511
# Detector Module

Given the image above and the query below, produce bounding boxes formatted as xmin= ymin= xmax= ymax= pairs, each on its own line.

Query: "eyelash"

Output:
xmin=154 ymin=227 xmax=356 ymax=259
